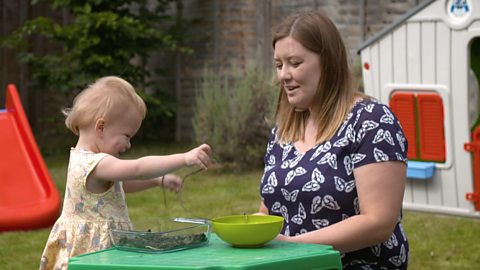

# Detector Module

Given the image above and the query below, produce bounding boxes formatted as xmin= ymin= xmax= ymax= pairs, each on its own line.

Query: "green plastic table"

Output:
xmin=68 ymin=234 xmax=342 ymax=270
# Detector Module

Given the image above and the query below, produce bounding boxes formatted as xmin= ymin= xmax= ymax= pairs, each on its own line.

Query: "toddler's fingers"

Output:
xmin=199 ymin=144 xmax=212 ymax=157
xmin=199 ymin=152 xmax=211 ymax=167
xmin=173 ymin=182 xmax=183 ymax=193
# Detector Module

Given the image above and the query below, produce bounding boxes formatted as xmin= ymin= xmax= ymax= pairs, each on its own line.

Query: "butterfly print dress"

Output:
xmin=260 ymin=99 xmax=409 ymax=269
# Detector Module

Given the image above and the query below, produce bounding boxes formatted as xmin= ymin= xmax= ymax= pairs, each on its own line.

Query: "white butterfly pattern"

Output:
xmin=281 ymin=144 xmax=292 ymax=161
xmin=333 ymin=136 xmax=349 ymax=148
xmin=371 ymin=243 xmax=381 ymax=257
xmin=291 ymin=203 xmax=306 ymax=225
xmin=346 ymin=125 xmax=356 ymax=142
xmin=372 ymin=129 xmax=395 ymax=146
xmin=357 ymin=120 xmax=379 ymax=142
xmin=337 ymin=112 xmax=353 ymax=135
xmin=364 ymin=103 xmax=375 ymax=113
xmin=310 ymin=141 xmax=331 ymax=161
xmin=312 ymin=218 xmax=329 ymax=229
xmin=264 ymin=155 xmax=276 ymax=172
xmin=388 ymin=244 xmax=407 ymax=267
xmin=281 ymin=153 xmax=304 ymax=169
xmin=268 ymin=154 xmax=276 ymax=165
xmin=264 ymin=164 xmax=275 ymax=172
xmin=317 ymin=152 xmax=337 ymax=170
xmin=271 ymin=201 xmax=289 ymax=221
xmin=373 ymin=147 xmax=390 ymax=162
xmin=343 ymin=155 xmax=354 ymax=175
xmin=281 ymin=188 xmax=299 ymax=202
xmin=261 ymin=172 xmax=278 ymax=194
xmin=384 ymin=233 xmax=398 ymax=249
xmin=266 ymin=140 xmax=275 ymax=155
xmin=310 ymin=195 xmax=340 ymax=214
xmin=334 ymin=176 xmax=355 ymax=193
xmin=285 ymin=167 xmax=307 ymax=186
xmin=351 ymin=153 xmax=366 ymax=164
xmin=352 ymin=107 xmax=364 ymax=127
xmin=380 ymin=106 xmax=395 ymax=124
xmin=396 ymin=131 xmax=406 ymax=153
xmin=302 ymin=168 xmax=325 ymax=192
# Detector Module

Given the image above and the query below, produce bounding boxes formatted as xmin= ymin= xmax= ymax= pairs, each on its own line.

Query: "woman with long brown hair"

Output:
xmin=258 ymin=11 xmax=409 ymax=269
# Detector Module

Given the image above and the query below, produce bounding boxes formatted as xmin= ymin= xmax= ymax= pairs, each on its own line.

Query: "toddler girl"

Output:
xmin=39 ymin=76 xmax=211 ymax=270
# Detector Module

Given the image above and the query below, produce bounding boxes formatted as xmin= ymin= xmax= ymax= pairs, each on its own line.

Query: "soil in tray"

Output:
xmin=116 ymin=232 xmax=208 ymax=251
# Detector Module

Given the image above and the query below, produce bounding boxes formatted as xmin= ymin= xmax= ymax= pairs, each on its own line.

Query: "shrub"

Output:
xmin=192 ymin=67 xmax=277 ymax=170
xmin=0 ymin=0 xmax=193 ymax=148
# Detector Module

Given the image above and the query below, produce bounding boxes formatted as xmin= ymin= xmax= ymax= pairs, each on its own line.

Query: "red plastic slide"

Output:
xmin=0 ymin=84 xmax=60 ymax=232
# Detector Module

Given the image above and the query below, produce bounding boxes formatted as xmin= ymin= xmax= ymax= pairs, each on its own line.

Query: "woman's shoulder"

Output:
xmin=352 ymin=97 xmax=396 ymax=121
xmin=268 ymin=126 xmax=278 ymax=141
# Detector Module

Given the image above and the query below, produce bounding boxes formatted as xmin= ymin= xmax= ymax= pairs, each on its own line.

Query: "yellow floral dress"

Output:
xmin=39 ymin=148 xmax=133 ymax=270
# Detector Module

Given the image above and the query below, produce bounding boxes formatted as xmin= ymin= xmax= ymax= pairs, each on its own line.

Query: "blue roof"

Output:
xmin=357 ymin=0 xmax=436 ymax=54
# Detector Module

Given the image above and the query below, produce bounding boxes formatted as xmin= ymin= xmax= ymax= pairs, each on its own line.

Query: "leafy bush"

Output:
xmin=192 ymin=67 xmax=277 ymax=170
xmin=0 ymin=0 xmax=192 ymax=146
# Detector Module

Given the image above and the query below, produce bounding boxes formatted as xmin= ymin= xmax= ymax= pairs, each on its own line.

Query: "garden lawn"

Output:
xmin=1 ymin=144 xmax=479 ymax=269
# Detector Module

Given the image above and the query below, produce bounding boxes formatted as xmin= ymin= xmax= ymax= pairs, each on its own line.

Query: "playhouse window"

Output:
xmin=390 ymin=91 xmax=446 ymax=162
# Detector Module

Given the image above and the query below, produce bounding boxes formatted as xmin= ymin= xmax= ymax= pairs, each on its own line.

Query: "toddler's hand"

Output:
xmin=185 ymin=144 xmax=212 ymax=170
xmin=161 ymin=174 xmax=183 ymax=192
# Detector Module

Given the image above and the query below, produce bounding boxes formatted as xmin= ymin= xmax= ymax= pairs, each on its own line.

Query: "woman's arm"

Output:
xmin=257 ymin=202 xmax=269 ymax=215
xmin=281 ymin=161 xmax=406 ymax=253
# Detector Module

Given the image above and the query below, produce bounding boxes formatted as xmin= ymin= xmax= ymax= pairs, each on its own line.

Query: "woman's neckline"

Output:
xmin=290 ymin=97 xmax=368 ymax=155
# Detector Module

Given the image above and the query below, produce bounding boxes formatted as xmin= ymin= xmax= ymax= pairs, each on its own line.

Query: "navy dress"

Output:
xmin=260 ymin=99 xmax=409 ymax=269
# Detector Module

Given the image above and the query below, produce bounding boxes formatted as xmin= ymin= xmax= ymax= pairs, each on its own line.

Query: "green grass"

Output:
xmin=1 ymin=143 xmax=480 ymax=269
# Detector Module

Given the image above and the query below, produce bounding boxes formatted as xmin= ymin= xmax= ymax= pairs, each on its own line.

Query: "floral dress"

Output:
xmin=260 ymin=99 xmax=409 ymax=269
xmin=40 ymin=148 xmax=133 ymax=270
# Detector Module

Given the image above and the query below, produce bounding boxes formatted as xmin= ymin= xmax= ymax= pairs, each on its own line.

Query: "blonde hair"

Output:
xmin=63 ymin=76 xmax=147 ymax=135
xmin=273 ymin=10 xmax=361 ymax=144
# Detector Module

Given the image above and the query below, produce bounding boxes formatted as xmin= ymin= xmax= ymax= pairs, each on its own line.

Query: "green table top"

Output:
xmin=68 ymin=234 xmax=342 ymax=270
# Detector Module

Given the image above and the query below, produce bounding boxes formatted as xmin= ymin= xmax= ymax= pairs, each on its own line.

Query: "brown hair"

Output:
xmin=273 ymin=10 xmax=360 ymax=144
xmin=63 ymin=76 xmax=147 ymax=135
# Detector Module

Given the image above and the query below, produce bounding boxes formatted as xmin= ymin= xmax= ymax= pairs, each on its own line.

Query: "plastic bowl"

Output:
xmin=109 ymin=220 xmax=211 ymax=253
xmin=212 ymin=215 xmax=284 ymax=248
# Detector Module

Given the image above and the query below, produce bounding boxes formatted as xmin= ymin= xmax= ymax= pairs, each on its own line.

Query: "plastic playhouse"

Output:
xmin=358 ymin=0 xmax=480 ymax=217
xmin=0 ymin=84 xmax=60 ymax=231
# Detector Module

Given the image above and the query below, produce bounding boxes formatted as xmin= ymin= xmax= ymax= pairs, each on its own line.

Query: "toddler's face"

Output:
xmin=99 ymin=107 xmax=143 ymax=157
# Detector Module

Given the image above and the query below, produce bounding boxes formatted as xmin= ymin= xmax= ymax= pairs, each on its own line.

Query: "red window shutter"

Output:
xmin=417 ymin=93 xmax=446 ymax=162
xmin=390 ymin=92 xmax=418 ymax=159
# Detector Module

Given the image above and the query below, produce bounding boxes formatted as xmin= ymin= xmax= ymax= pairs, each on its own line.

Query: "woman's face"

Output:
xmin=274 ymin=37 xmax=321 ymax=110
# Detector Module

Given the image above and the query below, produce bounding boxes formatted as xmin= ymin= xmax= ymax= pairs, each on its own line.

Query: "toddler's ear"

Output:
xmin=95 ymin=118 xmax=105 ymax=134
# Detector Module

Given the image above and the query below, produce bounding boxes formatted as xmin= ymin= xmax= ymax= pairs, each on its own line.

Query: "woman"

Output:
xmin=258 ymin=10 xmax=409 ymax=269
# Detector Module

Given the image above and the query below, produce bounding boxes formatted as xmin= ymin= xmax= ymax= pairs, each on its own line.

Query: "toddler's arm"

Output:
xmin=123 ymin=174 xmax=182 ymax=193
xmin=91 ymin=144 xmax=212 ymax=182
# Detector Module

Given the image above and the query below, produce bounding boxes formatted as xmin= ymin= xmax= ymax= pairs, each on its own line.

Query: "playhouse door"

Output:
xmin=466 ymin=38 xmax=480 ymax=211
xmin=465 ymin=127 xmax=480 ymax=210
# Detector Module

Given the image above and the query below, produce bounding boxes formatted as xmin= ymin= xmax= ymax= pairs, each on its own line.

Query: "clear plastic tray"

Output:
xmin=109 ymin=220 xmax=211 ymax=253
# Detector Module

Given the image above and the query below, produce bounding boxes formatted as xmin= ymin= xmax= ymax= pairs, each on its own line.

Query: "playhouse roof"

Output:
xmin=357 ymin=0 xmax=436 ymax=54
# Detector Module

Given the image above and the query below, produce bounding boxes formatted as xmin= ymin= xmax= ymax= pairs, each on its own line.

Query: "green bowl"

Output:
xmin=212 ymin=215 xmax=284 ymax=248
